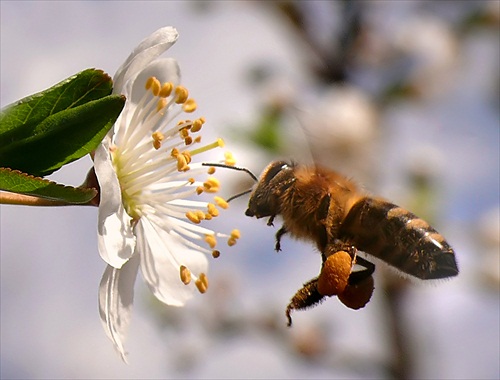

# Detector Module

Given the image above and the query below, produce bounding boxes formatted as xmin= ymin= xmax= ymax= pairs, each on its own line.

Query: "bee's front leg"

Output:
xmin=275 ymin=225 xmax=288 ymax=252
xmin=267 ymin=215 xmax=276 ymax=226
xmin=285 ymin=277 xmax=325 ymax=327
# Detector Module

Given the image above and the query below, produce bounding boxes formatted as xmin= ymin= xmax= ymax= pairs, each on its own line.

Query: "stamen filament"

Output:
xmin=189 ymin=138 xmax=224 ymax=156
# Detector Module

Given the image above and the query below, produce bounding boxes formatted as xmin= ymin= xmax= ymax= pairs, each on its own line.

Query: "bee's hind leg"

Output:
xmin=285 ymin=276 xmax=325 ymax=327
xmin=348 ymin=256 xmax=375 ymax=285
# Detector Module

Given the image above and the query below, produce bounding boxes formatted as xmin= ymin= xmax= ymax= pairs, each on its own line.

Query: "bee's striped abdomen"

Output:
xmin=340 ymin=197 xmax=458 ymax=280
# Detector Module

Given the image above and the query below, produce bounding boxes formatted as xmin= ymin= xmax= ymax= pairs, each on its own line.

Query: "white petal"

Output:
xmin=113 ymin=26 xmax=179 ymax=93
xmin=98 ymin=254 xmax=140 ymax=363
xmin=136 ymin=217 xmax=208 ymax=306
xmin=94 ymin=141 xmax=135 ymax=268
xmin=127 ymin=58 xmax=180 ymax=105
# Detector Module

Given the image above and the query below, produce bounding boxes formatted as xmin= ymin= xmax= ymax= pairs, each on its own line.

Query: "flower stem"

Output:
xmin=0 ymin=192 xmax=73 ymax=206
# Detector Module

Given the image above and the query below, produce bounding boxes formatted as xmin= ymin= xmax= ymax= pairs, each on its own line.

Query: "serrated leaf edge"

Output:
xmin=0 ymin=167 xmax=97 ymax=204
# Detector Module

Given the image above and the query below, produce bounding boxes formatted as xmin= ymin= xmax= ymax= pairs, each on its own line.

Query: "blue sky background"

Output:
xmin=1 ymin=1 xmax=499 ymax=379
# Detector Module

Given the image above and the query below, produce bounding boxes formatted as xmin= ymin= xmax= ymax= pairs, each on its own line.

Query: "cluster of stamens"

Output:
xmin=179 ymin=265 xmax=209 ymax=294
xmin=113 ymin=76 xmax=241 ymax=296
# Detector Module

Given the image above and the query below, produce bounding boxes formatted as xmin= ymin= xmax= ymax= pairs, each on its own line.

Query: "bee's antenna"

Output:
xmin=226 ymin=189 xmax=254 ymax=203
xmin=202 ymin=163 xmax=258 ymax=203
xmin=202 ymin=163 xmax=258 ymax=182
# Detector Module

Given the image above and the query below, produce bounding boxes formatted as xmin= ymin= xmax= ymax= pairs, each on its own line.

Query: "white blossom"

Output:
xmin=93 ymin=27 xmax=239 ymax=362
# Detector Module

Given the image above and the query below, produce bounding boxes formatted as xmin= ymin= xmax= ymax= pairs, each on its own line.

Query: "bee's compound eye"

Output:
xmin=263 ymin=161 xmax=288 ymax=183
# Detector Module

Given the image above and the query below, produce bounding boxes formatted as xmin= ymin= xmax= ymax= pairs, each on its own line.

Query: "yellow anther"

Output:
xmin=171 ymin=148 xmax=179 ymax=158
xmin=179 ymin=127 xmax=189 ymax=139
xmin=184 ymin=136 xmax=193 ymax=146
xmin=194 ymin=136 xmax=202 ymax=143
xmin=191 ymin=118 xmax=204 ymax=133
xmin=159 ymin=82 xmax=173 ymax=97
xmin=214 ymin=196 xmax=229 ymax=209
xmin=204 ymin=234 xmax=217 ymax=249
xmin=207 ymin=203 xmax=219 ymax=217
xmin=207 ymin=166 xmax=216 ymax=175
xmin=195 ymin=210 xmax=206 ymax=221
xmin=145 ymin=76 xmax=156 ymax=90
xmin=188 ymin=177 xmax=195 ymax=184
xmin=224 ymin=151 xmax=236 ymax=166
xmin=175 ymin=151 xmax=191 ymax=171
xmin=175 ymin=85 xmax=189 ymax=104
xmin=152 ymin=131 xmax=164 ymax=150
xmin=150 ymin=77 xmax=161 ymax=96
xmin=186 ymin=211 xmax=201 ymax=224
xmin=212 ymin=250 xmax=221 ymax=259
xmin=204 ymin=213 xmax=213 ymax=221
xmin=203 ymin=177 xmax=220 ymax=193
xmin=156 ymin=98 xmax=167 ymax=112
xmin=183 ymin=98 xmax=197 ymax=113
xmin=195 ymin=273 xmax=208 ymax=294
xmin=228 ymin=229 xmax=240 ymax=247
xmin=196 ymin=186 xmax=204 ymax=195
xmin=180 ymin=265 xmax=191 ymax=285
xmin=152 ymin=131 xmax=164 ymax=141
xmin=176 ymin=154 xmax=189 ymax=172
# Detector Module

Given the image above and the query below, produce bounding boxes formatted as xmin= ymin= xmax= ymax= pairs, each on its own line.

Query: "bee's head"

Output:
xmin=245 ymin=161 xmax=295 ymax=219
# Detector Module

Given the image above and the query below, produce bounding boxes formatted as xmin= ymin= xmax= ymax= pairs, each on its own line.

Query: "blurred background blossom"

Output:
xmin=1 ymin=1 xmax=498 ymax=379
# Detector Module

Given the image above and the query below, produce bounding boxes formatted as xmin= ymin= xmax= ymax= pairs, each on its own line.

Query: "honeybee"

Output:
xmin=244 ymin=161 xmax=458 ymax=325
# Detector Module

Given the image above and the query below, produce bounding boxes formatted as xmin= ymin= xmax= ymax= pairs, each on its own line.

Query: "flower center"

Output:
xmin=110 ymin=77 xmax=225 ymax=218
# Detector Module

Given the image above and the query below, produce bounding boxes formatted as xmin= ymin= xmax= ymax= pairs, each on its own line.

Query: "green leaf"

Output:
xmin=0 ymin=69 xmax=114 ymax=142
xmin=0 ymin=68 xmax=125 ymax=176
xmin=0 ymin=167 xmax=97 ymax=204
xmin=0 ymin=94 xmax=125 ymax=176
xmin=249 ymin=107 xmax=283 ymax=153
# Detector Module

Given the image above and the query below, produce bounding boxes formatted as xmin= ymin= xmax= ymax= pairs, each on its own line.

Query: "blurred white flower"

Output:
xmin=302 ymin=85 xmax=379 ymax=183
xmin=93 ymin=26 xmax=239 ymax=362
xmin=394 ymin=15 xmax=459 ymax=97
